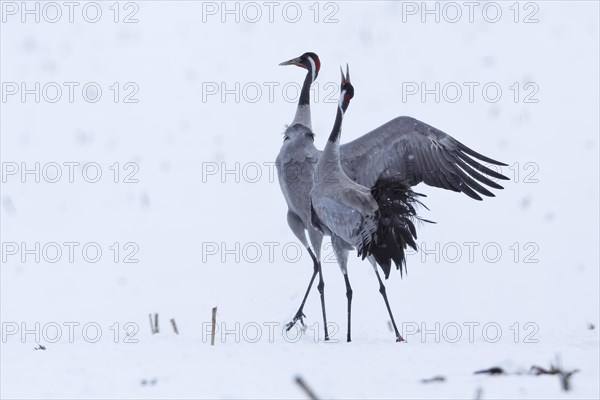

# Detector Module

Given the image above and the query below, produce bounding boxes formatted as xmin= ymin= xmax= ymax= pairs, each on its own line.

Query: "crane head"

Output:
xmin=339 ymin=63 xmax=354 ymax=110
xmin=279 ymin=52 xmax=320 ymax=81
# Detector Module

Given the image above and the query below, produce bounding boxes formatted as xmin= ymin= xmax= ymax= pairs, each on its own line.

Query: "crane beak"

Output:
xmin=279 ymin=57 xmax=303 ymax=67
xmin=340 ymin=64 xmax=354 ymax=103
xmin=340 ymin=64 xmax=351 ymax=84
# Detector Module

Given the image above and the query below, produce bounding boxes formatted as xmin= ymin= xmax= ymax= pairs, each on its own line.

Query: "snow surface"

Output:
xmin=1 ymin=1 xmax=599 ymax=399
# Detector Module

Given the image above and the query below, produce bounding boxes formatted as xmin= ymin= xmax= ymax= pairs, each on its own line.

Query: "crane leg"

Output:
xmin=332 ymin=236 xmax=352 ymax=342
xmin=285 ymin=247 xmax=319 ymax=331
xmin=308 ymin=229 xmax=329 ymax=341
xmin=343 ymin=272 xmax=353 ymax=342
xmin=375 ymin=269 xmax=405 ymax=342
xmin=284 ymin=213 xmax=326 ymax=335
xmin=317 ymin=261 xmax=329 ymax=341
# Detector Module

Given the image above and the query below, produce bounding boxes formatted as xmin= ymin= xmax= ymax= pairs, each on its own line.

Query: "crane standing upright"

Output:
xmin=312 ymin=66 xmax=425 ymax=342
xmin=275 ymin=52 xmax=330 ymax=339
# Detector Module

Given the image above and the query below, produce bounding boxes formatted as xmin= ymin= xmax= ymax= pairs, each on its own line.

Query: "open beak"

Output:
xmin=340 ymin=63 xmax=351 ymax=84
xmin=279 ymin=57 xmax=302 ymax=67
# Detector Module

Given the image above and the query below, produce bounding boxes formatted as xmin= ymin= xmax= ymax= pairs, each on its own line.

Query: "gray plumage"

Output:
xmin=276 ymin=123 xmax=323 ymax=257
xmin=310 ymin=66 xmax=382 ymax=274
xmin=310 ymin=159 xmax=379 ymax=259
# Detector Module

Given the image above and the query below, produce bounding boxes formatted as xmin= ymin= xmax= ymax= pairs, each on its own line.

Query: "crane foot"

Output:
xmin=285 ymin=311 xmax=306 ymax=331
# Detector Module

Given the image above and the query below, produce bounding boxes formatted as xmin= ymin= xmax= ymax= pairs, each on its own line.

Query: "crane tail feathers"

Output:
xmin=359 ymin=178 xmax=432 ymax=279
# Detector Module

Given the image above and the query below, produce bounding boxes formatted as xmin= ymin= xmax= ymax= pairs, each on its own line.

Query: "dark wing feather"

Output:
xmin=340 ymin=116 xmax=509 ymax=200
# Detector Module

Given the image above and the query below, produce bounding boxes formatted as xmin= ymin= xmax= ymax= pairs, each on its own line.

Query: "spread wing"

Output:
xmin=340 ymin=116 xmax=509 ymax=200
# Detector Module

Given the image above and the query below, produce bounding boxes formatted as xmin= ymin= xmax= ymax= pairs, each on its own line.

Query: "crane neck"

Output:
xmin=291 ymin=68 xmax=314 ymax=130
xmin=327 ymin=106 xmax=344 ymax=144
xmin=320 ymin=103 xmax=347 ymax=170
xmin=327 ymin=91 xmax=351 ymax=144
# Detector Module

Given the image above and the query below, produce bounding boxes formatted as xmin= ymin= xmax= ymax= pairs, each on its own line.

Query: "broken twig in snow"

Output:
xmin=531 ymin=355 xmax=579 ymax=392
xmin=170 ymin=318 xmax=179 ymax=334
xmin=211 ymin=307 xmax=217 ymax=346
xmin=149 ymin=313 xmax=159 ymax=334
xmin=421 ymin=375 xmax=445 ymax=384
xmin=474 ymin=367 xmax=504 ymax=375
xmin=295 ymin=376 xmax=319 ymax=400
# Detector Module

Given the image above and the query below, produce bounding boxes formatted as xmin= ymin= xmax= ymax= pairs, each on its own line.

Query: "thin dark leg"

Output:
xmin=375 ymin=270 xmax=405 ymax=342
xmin=317 ymin=261 xmax=329 ymax=341
xmin=343 ymin=273 xmax=353 ymax=342
xmin=285 ymin=248 xmax=319 ymax=331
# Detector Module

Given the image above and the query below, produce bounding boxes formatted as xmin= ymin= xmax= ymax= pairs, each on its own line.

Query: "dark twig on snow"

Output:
xmin=294 ymin=376 xmax=319 ymax=400
xmin=211 ymin=307 xmax=217 ymax=346
xmin=421 ymin=375 xmax=445 ymax=384
xmin=474 ymin=367 xmax=504 ymax=375
xmin=530 ymin=365 xmax=560 ymax=375
xmin=531 ymin=355 xmax=579 ymax=392
xmin=475 ymin=357 xmax=579 ymax=393
xmin=170 ymin=318 xmax=179 ymax=335
xmin=149 ymin=313 xmax=159 ymax=334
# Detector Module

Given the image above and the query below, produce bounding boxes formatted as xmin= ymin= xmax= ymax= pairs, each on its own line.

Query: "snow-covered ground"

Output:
xmin=1 ymin=1 xmax=599 ymax=399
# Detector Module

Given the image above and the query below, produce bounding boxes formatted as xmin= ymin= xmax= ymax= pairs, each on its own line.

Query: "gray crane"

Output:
xmin=276 ymin=52 xmax=330 ymax=339
xmin=311 ymin=65 xmax=508 ymax=342
xmin=311 ymin=66 xmax=417 ymax=342
xmin=277 ymin=54 xmax=508 ymax=342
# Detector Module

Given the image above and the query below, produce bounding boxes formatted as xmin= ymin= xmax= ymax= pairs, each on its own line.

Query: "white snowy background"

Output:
xmin=1 ymin=1 xmax=599 ymax=399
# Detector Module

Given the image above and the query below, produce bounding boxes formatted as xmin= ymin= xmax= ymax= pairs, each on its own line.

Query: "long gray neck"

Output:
xmin=291 ymin=69 xmax=313 ymax=129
